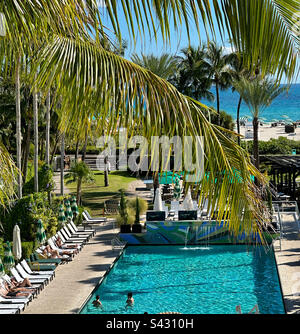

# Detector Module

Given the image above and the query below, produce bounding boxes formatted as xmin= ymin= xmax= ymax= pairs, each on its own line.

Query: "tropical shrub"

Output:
xmin=23 ymin=163 xmax=55 ymax=195
xmin=127 ymin=197 xmax=148 ymax=215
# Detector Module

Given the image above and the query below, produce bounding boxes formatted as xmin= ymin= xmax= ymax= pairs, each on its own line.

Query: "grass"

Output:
xmin=65 ymin=171 xmax=137 ymax=216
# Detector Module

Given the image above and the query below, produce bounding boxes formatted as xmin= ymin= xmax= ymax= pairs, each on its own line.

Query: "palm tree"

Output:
xmin=173 ymin=46 xmax=214 ymax=102
xmin=234 ymin=77 xmax=286 ymax=169
xmin=229 ymin=52 xmax=251 ymax=146
xmin=1 ymin=0 xmax=299 ymax=240
xmin=205 ymin=42 xmax=233 ymax=125
xmin=65 ymin=161 xmax=95 ymax=205
xmin=131 ymin=53 xmax=179 ymax=80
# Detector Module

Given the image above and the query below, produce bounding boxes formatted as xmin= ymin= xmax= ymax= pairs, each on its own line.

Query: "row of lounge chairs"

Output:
xmin=0 ymin=218 xmax=97 ymax=314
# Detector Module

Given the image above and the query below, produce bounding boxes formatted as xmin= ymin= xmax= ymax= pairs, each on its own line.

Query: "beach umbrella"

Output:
xmin=58 ymin=204 xmax=67 ymax=226
xmin=3 ymin=241 xmax=15 ymax=270
xmin=36 ymin=219 xmax=47 ymax=245
xmin=65 ymin=200 xmax=73 ymax=221
xmin=0 ymin=257 xmax=4 ymax=277
xmin=12 ymin=224 xmax=22 ymax=261
xmin=173 ymin=177 xmax=181 ymax=200
xmin=182 ymin=187 xmax=194 ymax=210
xmin=70 ymin=196 xmax=79 ymax=217
xmin=153 ymin=187 xmax=163 ymax=211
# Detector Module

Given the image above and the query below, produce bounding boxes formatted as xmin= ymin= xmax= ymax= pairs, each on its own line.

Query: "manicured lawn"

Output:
xmin=65 ymin=171 xmax=137 ymax=216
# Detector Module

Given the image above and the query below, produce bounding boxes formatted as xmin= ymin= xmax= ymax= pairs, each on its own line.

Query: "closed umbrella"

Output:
xmin=12 ymin=224 xmax=22 ymax=261
xmin=36 ymin=219 xmax=47 ymax=245
xmin=58 ymin=204 xmax=67 ymax=226
xmin=71 ymin=196 xmax=79 ymax=217
xmin=65 ymin=200 xmax=73 ymax=221
xmin=153 ymin=187 xmax=163 ymax=211
xmin=3 ymin=241 xmax=15 ymax=270
xmin=0 ymin=257 xmax=4 ymax=277
xmin=182 ymin=187 xmax=194 ymax=210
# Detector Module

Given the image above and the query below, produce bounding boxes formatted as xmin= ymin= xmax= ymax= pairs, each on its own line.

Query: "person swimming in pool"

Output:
xmin=125 ymin=292 xmax=134 ymax=309
xmin=92 ymin=295 xmax=103 ymax=309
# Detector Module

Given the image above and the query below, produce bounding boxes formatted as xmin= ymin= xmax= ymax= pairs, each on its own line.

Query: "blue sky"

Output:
xmin=98 ymin=3 xmax=299 ymax=84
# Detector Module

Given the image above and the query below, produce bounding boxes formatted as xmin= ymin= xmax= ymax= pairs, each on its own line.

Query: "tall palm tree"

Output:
xmin=173 ymin=46 xmax=214 ymax=102
xmin=131 ymin=53 xmax=179 ymax=80
xmin=205 ymin=42 xmax=233 ymax=125
xmin=234 ymin=77 xmax=286 ymax=169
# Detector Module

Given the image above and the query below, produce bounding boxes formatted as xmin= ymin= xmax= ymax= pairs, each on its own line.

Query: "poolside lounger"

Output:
xmin=83 ymin=211 xmax=107 ymax=222
xmin=20 ymin=260 xmax=55 ymax=279
xmin=0 ymin=308 xmax=21 ymax=314
xmin=66 ymin=223 xmax=91 ymax=240
xmin=57 ymin=230 xmax=84 ymax=248
xmin=0 ymin=303 xmax=24 ymax=312
xmin=26 ymin=257 xmax=57 ymax=272
xmin=54 ymin=234 xmax=82 ymax=251
xmin=62 ymin=226 xmax=87 ymax=243
xmin=1 ymin=275 xmax=38 ymax=299
xmin=10 ymin=267 xmax=45 ymax=291
xmin=70 ymin=220 xmax=95 ymax=236
xmin=0 ymin=280 xmax=33 ymax=304
xmin=47 ymin=238 xmax=76 ymax=258
xmin=33 ymin=251 xmax=62 ymax=265
xmin=15 ymin=264 xmax=50 ymax=286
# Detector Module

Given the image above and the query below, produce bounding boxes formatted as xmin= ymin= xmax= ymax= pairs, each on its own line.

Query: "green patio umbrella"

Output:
xmin=70 ymin=196 xmax=79 ymax=217
xmin=64 ymin=200 xmax=73 ymax=221
xmin=3 ymin=241 xmax=15 ymax=270
xmin=58 ymin=204 xmax=67 ymax=226
xmin=0 ymin=257 xmax=4 ymax=277
xmin=173 ymin=177 xmax=181 ymax=200
xmin=36 ymin=219 xmax=47 ymax=245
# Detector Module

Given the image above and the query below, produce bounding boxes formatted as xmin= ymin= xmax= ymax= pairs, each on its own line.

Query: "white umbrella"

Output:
xmin=182 ymin=187 xmax=194 ymax=210
xmin=153 ymin=187 xmax=163 ymax=211
xmin=12 ymin=224 xmax=22 ymax=261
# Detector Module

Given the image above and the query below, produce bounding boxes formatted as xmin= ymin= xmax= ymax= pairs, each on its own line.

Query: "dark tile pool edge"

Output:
xmin=77 ymin=247 xmax=127 ymax=314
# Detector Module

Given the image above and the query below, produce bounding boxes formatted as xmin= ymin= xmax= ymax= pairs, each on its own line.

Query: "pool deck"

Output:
xmin=273 ymin=213 xmax=300 ymax=314
xmin=22 ymin=221 xmax=121 ymax=314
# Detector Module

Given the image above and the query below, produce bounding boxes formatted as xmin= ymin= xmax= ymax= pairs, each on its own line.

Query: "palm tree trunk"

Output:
xmin=75 ymin=139 xmax=80 ymax=162
xmin=22 ymin=119 xmax=32 ymax=183
xmin=60 ymin=132 xmax=65 ymax=195
xmin=33 ymin=79 xmax=39 ymax=193
xmin=77 ymin=177 xmax=82 ymax=205
xmin=50 ymin=133 xmax=60 ymax=166
xmin=45 ymin=91 xmax=51 ymax=166
xmin=82 ymin=128 xmax=88 ymax=162
xmin=253 ymin=116 xmax=260 ymax=170
xmin=15 ymin=56 xmax=22 ymax=198
xmin=216 ymin=80 xmax=220 ymax=126
xmin=236 ymin=96 xmax=242 ymax=146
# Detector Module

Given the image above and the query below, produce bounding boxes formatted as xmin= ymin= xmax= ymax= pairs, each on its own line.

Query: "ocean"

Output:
xmin=201 ymin=83 xmax=300 ymax=122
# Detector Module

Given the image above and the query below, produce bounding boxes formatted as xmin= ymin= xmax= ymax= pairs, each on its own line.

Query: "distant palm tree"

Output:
xmin=229 ymin=52 xmax=251 ymax=145
xmin=173 ymin=46 xmax=214 ymax=102
xmin=205 ymin=42 xmax=233 ymax=125
xmin=234 ymin=77 xmax=286 ymax=169
xmin=131 ymin=53 xmax=179 ymax=80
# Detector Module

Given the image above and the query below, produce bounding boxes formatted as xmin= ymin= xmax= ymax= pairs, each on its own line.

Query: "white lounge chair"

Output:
xmin=15 ymin=264 xmax=49 ymax=286
xmin=70 ymin=220 xmax=95 ymax=236
xmin=20 ymin=260 xmax=55 ymax=280
xmin=0 ymin=308 xmax=21 ymax=314
xmin=47 ymin=238 xmax=76 ymax=257
xmin=67 ymin=223 xmax=91 ymax=240
xmin=11 ymin=267 xmax=46 ymax=290
xmin=84 ymin=210 xmax=107 ymax=222
xmin=57 ymin=230 xmax=84 ymax=248
xmin=63 ymin=226 xmax=88 ymax=243
xmin=2 ymin=274 xmax=38 ymax=298
xmin=0 ymin=279 xmax=33 ymax=304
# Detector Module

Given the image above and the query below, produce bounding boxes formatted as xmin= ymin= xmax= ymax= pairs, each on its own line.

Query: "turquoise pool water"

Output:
xmin=80 ymin=245 xmax=285 ymax=314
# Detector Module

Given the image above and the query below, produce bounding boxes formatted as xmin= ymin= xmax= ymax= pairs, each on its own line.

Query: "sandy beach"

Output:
xmin=238 ymin=124 xmax=300 ymax=142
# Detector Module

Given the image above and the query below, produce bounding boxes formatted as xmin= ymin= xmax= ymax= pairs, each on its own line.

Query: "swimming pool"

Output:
xmin=80 ymin=245 xmax=285 ymax=314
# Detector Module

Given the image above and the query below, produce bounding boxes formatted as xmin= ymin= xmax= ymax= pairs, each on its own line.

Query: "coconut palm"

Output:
xmin=65 ymin=162 xmax=95 ymax=205
xmin=205 ymin=42 xmax=234 ymax=125
xmin=131 ymin=53 xmax=179 ymax=80
xmin=173 ymin=46 xmax=215 ymax=102
xmin=233 ymin=76 xmax=286 ymax=169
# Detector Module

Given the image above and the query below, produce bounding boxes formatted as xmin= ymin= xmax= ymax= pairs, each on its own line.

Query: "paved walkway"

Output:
xmin=23 ymin=221 xmax=120 ymax=314
xmin=274 ymin=213 xmax=300 ymax=314
xmin=53 ymin=172 xmax=70 ymax=195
